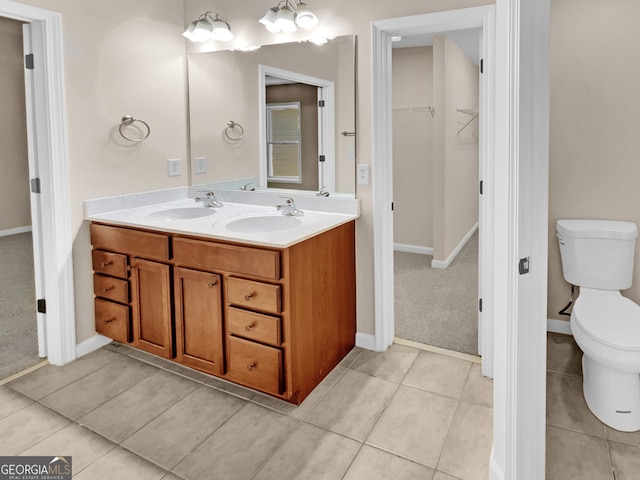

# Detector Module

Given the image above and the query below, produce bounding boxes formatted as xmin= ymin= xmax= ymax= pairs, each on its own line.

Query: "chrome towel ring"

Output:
xmin=119 ymin=115 xmax=151 ymax=142
xmin=224 ymin=121 xmax=244 ymax=141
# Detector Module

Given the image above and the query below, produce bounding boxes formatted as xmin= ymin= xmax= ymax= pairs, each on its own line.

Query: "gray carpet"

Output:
xmin=394 ymin=232 xmax=479 ymax=355
xmin=0 ymin=232 xmax=40 ymax=379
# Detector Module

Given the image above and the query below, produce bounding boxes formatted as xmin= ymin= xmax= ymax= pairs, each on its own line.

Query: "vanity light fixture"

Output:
xmin=183 ymin=12 xmax=234 ymax=43
xmin=259 ymin=1 xmax=319 ymax=33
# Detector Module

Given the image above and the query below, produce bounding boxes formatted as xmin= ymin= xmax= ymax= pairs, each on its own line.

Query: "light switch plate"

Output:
xmin=357 ymin=164 xmax=370 ymax=185
xmin=194 ymin=156 xmax=207 ymax=174
xmin=167 ymin=158 xmax=182 ymax=177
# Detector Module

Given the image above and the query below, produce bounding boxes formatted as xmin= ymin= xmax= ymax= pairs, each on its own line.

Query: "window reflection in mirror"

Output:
xmin=266 ymin=102 xmax=302 ymax=185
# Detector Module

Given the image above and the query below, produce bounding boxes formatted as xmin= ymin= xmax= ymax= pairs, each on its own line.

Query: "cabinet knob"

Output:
xmin=208 ymin=280 xmax=218 ymax=288
xmin=104 ymin=286 xmax=115 ymax=293
xmin=245 ymin=322 xmax=256 ymax=331
xmin=246 ymin=363 xmax=256 ymax=371
xmin=104 ymin=317 xmax=116 ymax=325
xmin=100 ymin=261 xmax=113 ymax=268
xmin=244 ymin=292 xmax=255 ymax=301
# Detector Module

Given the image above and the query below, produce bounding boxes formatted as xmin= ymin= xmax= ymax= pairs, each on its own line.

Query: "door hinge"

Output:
xmin=479 ymin=180 xmax=483 ymax=195
xmin=480 ymin=58 xmax=484 ymax=74
xmin=37 ymin=299 xmax=46 ymax=314
xmin=25 ymin=53 xmax=34 ymax=70
xmin=319 ymin=155 xmax=326 ymax=163
xmin=318 ymin=100 xmax=325 ymax=107
xmin=479 ymin=298 xmax=483 ymax=313
xmin=31 ymin=178 xmax=41 ymax=194
xmin=519 ymin=257 xmax=530 ymax=275
xmin=391 ymin=202 xmax=394 ymax=211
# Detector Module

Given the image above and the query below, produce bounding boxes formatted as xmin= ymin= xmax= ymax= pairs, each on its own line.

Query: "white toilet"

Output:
xmin=557 ymin=219 xmax=640 ymax=431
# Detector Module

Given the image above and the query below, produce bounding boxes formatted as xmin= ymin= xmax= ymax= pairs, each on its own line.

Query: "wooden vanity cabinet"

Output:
xmin=90 ymin=220 xmax=356 ymax=405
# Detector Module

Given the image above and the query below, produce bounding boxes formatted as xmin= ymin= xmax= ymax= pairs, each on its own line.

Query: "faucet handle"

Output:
xmin=278 ymin=197 xmax=295 ymax=206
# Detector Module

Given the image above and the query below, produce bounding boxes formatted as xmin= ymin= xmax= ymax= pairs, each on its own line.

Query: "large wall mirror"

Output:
xmin=187 ymin=34 xmax=356 ymax=197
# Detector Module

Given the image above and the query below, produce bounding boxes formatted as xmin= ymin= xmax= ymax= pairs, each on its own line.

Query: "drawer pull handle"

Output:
xmin=104 ymin=317 xmax=116 ymax=325
xmin=246 ymin=363 xmax=256 ymax=371
xmin=104 ymin=286 xmax=115 ymax=293
xmin=100 ymin=261 xmax=113 ymax=268
xmin=208 ymin=280 xmax=218 ymax=288
xmin=245 ymin=322 xmax=256 ymax=331
xmin=244 ymin=292 xmax=255 ymax=301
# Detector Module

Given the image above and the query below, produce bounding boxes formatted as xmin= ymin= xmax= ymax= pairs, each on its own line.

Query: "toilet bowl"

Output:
xmin=557 ymin=219 xmax=640 ymax=432
xmin=570 ymin=289 xmax=640 ymax=431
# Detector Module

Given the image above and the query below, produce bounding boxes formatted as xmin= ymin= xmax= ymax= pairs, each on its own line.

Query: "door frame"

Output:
xmin=258 ymin=64 xmax=336 ymax=194
xmin=371 ymin=5 xmax=496 ymax=376
xmin=1 ymin=1 xmax=75 ymax=366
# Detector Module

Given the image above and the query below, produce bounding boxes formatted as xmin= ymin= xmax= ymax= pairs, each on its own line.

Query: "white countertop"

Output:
xmin=86 ymin=196 xmax=359 ymax=248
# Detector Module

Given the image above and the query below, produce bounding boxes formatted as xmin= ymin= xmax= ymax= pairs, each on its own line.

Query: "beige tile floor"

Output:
xmin=546 ymin=332 xmax=640 ymax=480
xmin=1 ymin=342 xmax=493 ymax=480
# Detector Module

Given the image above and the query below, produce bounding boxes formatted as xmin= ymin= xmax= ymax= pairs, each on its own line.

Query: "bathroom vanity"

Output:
xmin=86 ymin=194 xmax=357 ymax=405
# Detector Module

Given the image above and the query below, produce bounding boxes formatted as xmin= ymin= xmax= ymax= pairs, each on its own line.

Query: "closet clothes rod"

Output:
xmin=392 ymin=106 xmax=435 ymax=117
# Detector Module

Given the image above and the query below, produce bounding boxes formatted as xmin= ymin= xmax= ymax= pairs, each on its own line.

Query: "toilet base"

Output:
xmin=582 ymin=355 xmax=640 ymax=432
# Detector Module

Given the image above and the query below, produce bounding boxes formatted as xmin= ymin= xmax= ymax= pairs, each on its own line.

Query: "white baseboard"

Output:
xmin=489 ymin=447 xmax=505 ymax=480
xmin=76 ymin=334 xmax=112 ymax=358
xmin=547 ymin=318 xmax=572 ymax=335
xmin=355 ymin=332 xmax=377 ymax=351
xmin=431 ymin=222 xmax=479 ymax=269
xmin=393 ymin=243 xmax=433 ymax=255
xmin=0 ymin=226 xmax=32 ymax=237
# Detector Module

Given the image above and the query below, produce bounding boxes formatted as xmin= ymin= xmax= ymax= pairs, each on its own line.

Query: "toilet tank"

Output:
xmin=557 ymin=219 xmax=638 ymax=290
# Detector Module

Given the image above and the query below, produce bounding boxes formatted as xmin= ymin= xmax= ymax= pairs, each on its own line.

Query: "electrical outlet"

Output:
xmin=167 ymin=158 xmax=182 ymax=177
xmin=194 ymin=156 xmax=207 ymax=174
xmin=357 ymin=164 xmax=370 ymax=185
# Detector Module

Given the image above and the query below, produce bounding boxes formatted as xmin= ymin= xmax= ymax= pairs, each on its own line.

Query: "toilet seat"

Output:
xmin=573 ymin=294 xmax=640 ymax=351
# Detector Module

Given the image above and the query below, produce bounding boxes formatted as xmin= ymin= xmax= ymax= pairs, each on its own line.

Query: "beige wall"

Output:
xmin=392 ymin=47 xmax=434 ymax=249
xmin=184 ymin=0 xmax=492 ymax=336
xmin=548 ymin=0 xmax=640 ymax=322
xmin=14 ymin=0 xmax=189 ymax=342
xmin=0 ymin=17 xmax=31 ymax=232
xmin=433 ymin=35 xmax=479 ymax=262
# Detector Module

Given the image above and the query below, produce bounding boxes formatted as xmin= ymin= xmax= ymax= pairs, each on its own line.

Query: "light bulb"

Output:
xmin=211 ymin=19 xmax=233 ymax=41
xmin=295 ymin=3 xmax=318 ymax=29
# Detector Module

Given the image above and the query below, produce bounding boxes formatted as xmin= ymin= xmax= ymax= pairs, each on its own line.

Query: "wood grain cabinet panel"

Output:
xmin=174 ymin=267 xmax=224 ymax=375
xmin=131 ymin=258 xmax=173 ymax=359
xmin=228 ymin=336 xmax=282 ymax=395
xmin=95 ymin=298 xmax=130 ymax=343
xmin=93 ymin=274 xmax=129 ymax=304
xmin=91 ymin=223 xmax=169 ymax=261
xmin=227 ymin=308 xmax=281 ymax=346
xmin=92 ymin=250 xmax=128 ymax=279
xmin=227 ymin=277 xmax=282 ymax=314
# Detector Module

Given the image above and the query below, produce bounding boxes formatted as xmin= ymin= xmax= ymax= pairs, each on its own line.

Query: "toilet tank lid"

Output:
xmin=557 ymin=219 xmax=638 ymax=240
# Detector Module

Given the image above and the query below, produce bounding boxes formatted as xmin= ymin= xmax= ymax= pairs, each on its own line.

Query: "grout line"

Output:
xmin=394 ymin=337 xmax=482 ymax=364
xmin=0 ymin=359 xmax=49 ymax=385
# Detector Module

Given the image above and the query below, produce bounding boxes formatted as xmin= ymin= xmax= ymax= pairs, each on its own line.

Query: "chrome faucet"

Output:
xmin=194 ymin=190 xmax=223 ymax=208
xmin=276 ymin=197 xmax=303 ymax=216
xmin=240 ymin=182 xmax=256 ymax=191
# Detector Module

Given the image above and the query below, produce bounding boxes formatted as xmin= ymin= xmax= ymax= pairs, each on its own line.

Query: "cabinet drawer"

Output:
xmin=227 ymin=277 xmax=281 ymax=314
xmin=228 ymin=336 xmax=282 ymax=394
xmin=228 ymin=307 xmax=281 ymax=346
xmin=92 ymin=250 xmax=128 ymax=278
xmin=90 ymin=223 xmax=169 ymax=261
xmin=95 ymin=298 xmax=130 ymax=343
xmin=173 ymin=237 xmax=280 ymax=280
xmin=94 ymin=274 xmax=129 ymax=303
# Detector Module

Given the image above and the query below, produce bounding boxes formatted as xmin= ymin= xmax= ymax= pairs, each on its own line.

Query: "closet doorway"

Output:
xmin=392 ymin=31 xmax=481 ymax=356
xmin=0 ymin=16 xmax=40 ymax=379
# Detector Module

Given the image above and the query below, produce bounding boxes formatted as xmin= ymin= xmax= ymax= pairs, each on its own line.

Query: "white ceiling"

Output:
xmin=391 ymin=28 xmax=482 ymax=66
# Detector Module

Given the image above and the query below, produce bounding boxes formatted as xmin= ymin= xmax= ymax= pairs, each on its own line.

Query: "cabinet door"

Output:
xmin=131 ymin=258 xmax=173 ymax=358
xmin=174 ymin=268 xmax=224 ymax=375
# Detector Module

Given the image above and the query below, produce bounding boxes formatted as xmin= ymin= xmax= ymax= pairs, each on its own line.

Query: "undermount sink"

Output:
xmin=145 ymin=207 xmax=216 ymax=221
xmin=222 ymin=214 xmax=303 ymax=233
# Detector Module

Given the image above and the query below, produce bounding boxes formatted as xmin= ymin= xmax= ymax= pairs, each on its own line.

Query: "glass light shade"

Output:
xmin=191 ymin=19 xmax=214 ymax=42
xmin=182 ymin=22 xmax=198 ymax=41
xmin=259 ymin=8 xmax=280 ymax=32
xmin=211 ymin=19 xmax=233 ymax=41
xmin=275 ymin=5 xmax=297 ymax=33
xmin=295 ymin=3 xmax=318 ymax=29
